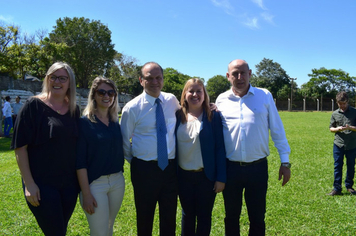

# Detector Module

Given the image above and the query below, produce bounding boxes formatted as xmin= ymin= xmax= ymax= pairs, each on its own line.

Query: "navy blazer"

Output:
xmin=175 ymin=110 xmax=227 ymax=183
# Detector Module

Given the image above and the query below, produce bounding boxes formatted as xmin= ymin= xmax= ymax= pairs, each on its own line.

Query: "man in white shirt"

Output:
xmin=120 ymin=62 xmax=180 ymax=236
xmin=2 ymin=96 xmax=13 ymax=138
xmin=216 ymin=59 xmax=291 ymax=236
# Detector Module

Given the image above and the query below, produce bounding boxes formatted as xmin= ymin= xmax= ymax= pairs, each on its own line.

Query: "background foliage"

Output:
xmin=48 ymin=17 xmax=116 ymax=88
xmin=206 ymin=75 xmax=231 ymax=102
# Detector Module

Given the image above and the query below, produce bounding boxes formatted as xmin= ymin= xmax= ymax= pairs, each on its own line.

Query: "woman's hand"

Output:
xmin=25 ymin=182 xmax=41 ymax=207
xmin=82 ymin=193 xmax=97 ymax=215
xmin=213 ymin=181 xmax=225 ymax=193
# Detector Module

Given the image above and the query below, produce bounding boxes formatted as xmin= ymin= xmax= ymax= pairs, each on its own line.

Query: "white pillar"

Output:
xmin=331 ymin=99 xmax=334 ymax=111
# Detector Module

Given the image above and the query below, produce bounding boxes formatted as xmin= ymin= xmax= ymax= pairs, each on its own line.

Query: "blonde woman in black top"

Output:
xmin=11 ymin=62 xmax=80 ymax=236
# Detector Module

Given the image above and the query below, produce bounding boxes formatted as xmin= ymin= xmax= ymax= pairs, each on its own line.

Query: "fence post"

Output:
xmin=331 ymin=99 xmax=334 ymax=111
xmin=317 ymin=99 xmax=319 ymax=111
xmin=288 ymin=98 xmax=291 ymax=111
xmin=303 ymin=99 xmax=306 ymax=112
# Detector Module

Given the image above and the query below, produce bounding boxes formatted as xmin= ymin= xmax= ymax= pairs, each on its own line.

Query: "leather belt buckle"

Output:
xmin=191 ymin=168 xmax=203 ymax=172
xmin=238 ymin=162 xmax=249 ymax=166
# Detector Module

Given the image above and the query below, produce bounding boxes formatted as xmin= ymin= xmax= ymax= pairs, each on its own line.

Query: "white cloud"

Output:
xmin=251 ymin=0 xmax=267 ymax=10
xmin=244 ymin=17 xmax=259 ymax=29
xmin=0 ymin=15 xmax=14 ymax=23
xmin=211 ymin=0 xmax=234 ymax=15
xmin=261 ymin=12 xmax=274 ymax=24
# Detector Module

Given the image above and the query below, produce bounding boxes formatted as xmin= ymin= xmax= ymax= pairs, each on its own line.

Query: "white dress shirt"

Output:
xmin=120 ymin=91 xmax=180 ymax=162
xmin=2 ymin=101 xmax=12 ymax=118
xmin=216 ymin=85 xmax=290 ymax=163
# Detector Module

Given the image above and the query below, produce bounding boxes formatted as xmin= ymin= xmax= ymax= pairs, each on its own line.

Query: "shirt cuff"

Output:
xmin=280 ymin=154 xmax=289 ymax=163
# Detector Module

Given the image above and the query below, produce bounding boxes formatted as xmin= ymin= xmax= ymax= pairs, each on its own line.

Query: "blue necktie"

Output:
xmin=156 ymin=98 xmax=168 ymax=170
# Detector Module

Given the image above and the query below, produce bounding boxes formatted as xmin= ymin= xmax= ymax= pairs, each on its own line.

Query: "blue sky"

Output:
xmin=1 ymin=0 xmax=355 ymax=87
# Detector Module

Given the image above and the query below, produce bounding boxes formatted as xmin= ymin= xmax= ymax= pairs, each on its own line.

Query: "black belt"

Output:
xmin=231 ymin=157 xmax=267 ymax=166
xmin=134 ymin=157 xmax=175 ymax=163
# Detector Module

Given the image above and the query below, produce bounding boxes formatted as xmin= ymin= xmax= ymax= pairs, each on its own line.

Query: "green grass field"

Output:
xmin=1 ymin=111 xmax=356 ymax=235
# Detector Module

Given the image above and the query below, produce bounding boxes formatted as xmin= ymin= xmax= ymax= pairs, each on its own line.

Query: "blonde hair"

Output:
xmin=39 ymin=62 xmax=77 ymax=117
xmin=178 ymin=78 xmax=211 ymax=124
xmin=83 ymin=77 xmax=120 ymax=122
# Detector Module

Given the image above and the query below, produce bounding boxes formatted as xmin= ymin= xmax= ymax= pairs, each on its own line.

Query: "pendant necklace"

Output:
xmin=47 ymin=101 xmax=64 ymax=114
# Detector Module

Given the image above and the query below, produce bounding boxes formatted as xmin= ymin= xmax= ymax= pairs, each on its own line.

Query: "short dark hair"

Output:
xmin=5 ymin=96 xmax=10 ymax=101
xmin=140 ymin=62 xmax=163 ymax=78
xmin=16 ymin=96 xmax=21 ymax=99
xmin=336 ymin=91 xmax=349 ymax=102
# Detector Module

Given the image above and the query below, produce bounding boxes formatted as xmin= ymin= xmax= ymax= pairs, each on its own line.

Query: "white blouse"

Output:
xmin=177 ymin=113 xmax=204 ymax=171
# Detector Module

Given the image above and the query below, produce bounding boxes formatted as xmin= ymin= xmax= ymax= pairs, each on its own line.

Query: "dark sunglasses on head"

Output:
xmin=96 ymin=89 xmax=116 ymax=97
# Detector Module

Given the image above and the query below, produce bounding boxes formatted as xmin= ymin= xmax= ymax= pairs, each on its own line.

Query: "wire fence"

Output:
xmin=276 ymin=97 xmax=339 ymax=111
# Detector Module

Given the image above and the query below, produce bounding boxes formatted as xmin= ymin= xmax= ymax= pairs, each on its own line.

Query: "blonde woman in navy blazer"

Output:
xmin=175 ymin=78 xmax=226 ymax=236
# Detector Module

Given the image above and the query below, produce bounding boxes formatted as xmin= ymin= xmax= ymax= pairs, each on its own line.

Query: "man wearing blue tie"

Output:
xmin=121 ymin=62 xmax=180 ymax=236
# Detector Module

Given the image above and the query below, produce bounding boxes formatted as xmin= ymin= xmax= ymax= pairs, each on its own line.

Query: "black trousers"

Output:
xmin=25 ymin=181 xmax=78 ymax=236
xmin=223 ymin=159 xmax=268 ymax=236
xmin=178 ymin=167 xmax=216 ymax=236
xmin=131 ymin=157 xmax=178 ymax=236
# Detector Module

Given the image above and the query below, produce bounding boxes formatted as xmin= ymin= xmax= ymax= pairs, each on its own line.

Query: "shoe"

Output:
xmin=327 ymin=189 xmax=342 ymax=196
xmin=347 ymin=188 xmax=356 ymax=195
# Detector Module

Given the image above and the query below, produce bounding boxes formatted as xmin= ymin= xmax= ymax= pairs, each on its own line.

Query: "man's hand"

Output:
xmin=279 ymin=166 xmax=291 ymax=186
xmin=209 ymin=103 xmax=218 ymax=112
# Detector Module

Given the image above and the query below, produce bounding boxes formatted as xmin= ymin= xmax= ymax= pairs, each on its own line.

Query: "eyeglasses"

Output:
xmin=96 ymin=89 xmax=116 ymax=98
xmin=49 ymin=75 xmax=69 ymax=83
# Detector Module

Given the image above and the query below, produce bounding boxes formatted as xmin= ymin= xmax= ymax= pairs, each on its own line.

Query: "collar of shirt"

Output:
xmin=227 ymin=84 xmax=255 ymax=99
xmin=338 ymin=107 xmax=349 ymax=114
xmin=143 ymin=91 xmax=164 ymax=106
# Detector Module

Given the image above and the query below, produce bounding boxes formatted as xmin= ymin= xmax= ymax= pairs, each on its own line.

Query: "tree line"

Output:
xmin=1 ymin=17 xmax=356 ymax=103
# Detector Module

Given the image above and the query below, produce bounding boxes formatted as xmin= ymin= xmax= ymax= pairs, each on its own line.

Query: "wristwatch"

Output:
xmin=281 ymin=162 xmax=291 ymax=168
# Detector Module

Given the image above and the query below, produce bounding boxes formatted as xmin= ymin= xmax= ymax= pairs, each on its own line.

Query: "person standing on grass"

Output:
xmin=328 ymin=91 xmax=356 ymax=196
xmin=11 ymin=96 xmax=23 ymax=126
xmin=2 ymin=96 xmax=13 ymax=138
xmin=76 ymin=77 xmax=125 ymax=236
xmin=11 ymin=62 xmax=80 ymax=236
xmin=216 ymin=59 xmax=291 ymax=236
xmin=120 ymin=62 xmax=180 ymax=236
xmin=175 ymin=78 xmax=226 ymax=236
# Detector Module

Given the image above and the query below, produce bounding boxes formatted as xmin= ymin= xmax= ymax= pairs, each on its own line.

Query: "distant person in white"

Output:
xmin=2 ymin=96 xmax=13 ymax=138
xmin=215 ymin=59 xmax=291 ymax=236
